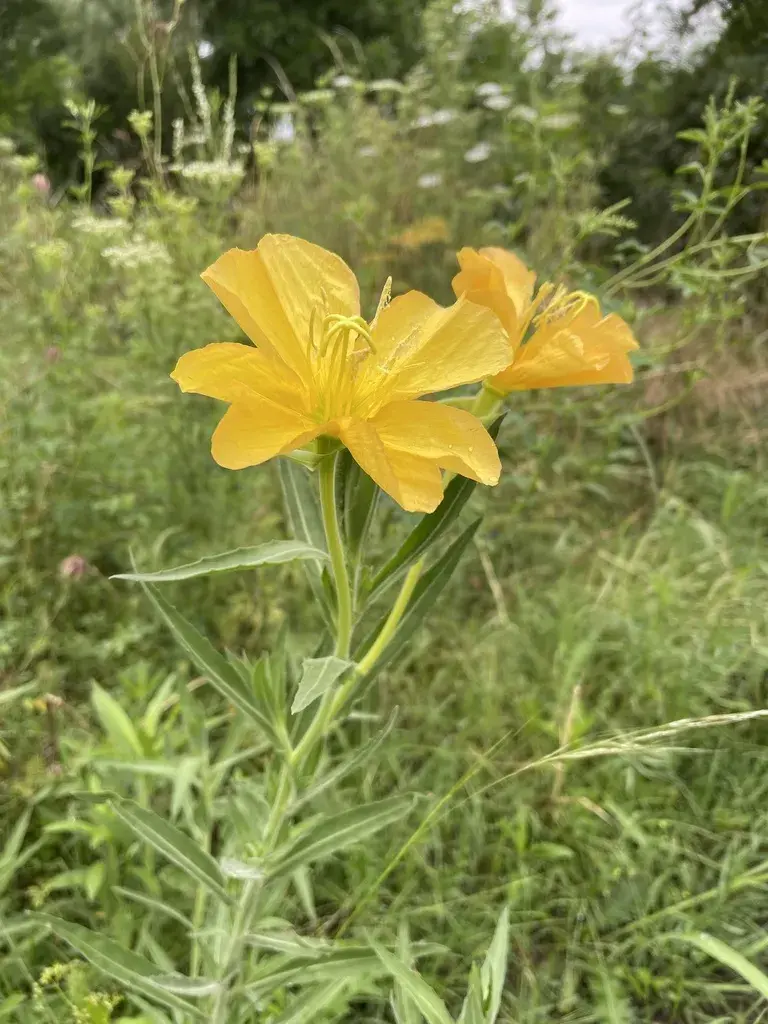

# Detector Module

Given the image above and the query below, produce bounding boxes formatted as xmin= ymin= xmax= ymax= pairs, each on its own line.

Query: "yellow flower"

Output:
xmin=172 ymin=234 xmax=511 ymax=513
xmin=390 ymin=216 xmax=450 ymax=250
xmin=452 ymin=247 xmax=638 ymax=394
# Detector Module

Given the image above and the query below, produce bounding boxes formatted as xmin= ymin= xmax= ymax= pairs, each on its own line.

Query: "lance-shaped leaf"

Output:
xmin=480 ymin=905 xmax=509 ymax=1022
xmin=267 ymin=796 xmax=415 ymax=880
xmin=111 ymin=799 xmax=231 ymax=903
xmin=291 ymin=656 xmax=353 ymax=714
xmin=366 ymin=415 xmax=504 ymax=604
xmin=291 ymin=708 xmax=398 ymax=814
xmin=34 ymin=915 xmax=205 ymax=1018
xmin=112 ymin=541 xmax=328 ymax=583
xmin=138 ymin=583 xmax=280 ymax=746
xmin=373 ymin=943 xmax=454 ymax=1024
xmin=278 ymin=459 xmax=333 ymax=626
xmin=356 ymin=519 xmax=481 ymax=678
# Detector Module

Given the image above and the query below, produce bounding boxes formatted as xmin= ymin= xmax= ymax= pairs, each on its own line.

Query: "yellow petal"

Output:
xmin=201 ymin=236 xmax=360 ymax=381
xmin=171 ymin=342 xmax=308 ymax=412
xmin=479 ymin=247 xmax=536 ymax=315
xmin=338 ymin=418 xmax=443 ymax=513
xmin=384 ymin=295 xmax=512 ymax=402
xmin=452 ymin=247 xmax=536 ymax=345
xmin=211 ymin=402 xmax=320 ymax=470
xmin=371 ymin=400 xmax=501 ymax=485
xmin=491 ymin=308 xmax=638 ymax=393
xmin=257 ymin=232 xmax=360 ymax=348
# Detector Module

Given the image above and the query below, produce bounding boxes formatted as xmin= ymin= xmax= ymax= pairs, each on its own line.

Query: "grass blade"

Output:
xmin=676 ymin=931 xmax=768 ymax=999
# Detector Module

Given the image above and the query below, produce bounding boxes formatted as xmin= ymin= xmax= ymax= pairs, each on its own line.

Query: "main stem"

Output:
xmin=318 ymin=447 xmax=353 ymax=659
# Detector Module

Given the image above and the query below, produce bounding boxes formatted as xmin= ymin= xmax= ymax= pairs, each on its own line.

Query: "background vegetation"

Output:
xmin=1 ymin=0 xmax=767 ymax=1020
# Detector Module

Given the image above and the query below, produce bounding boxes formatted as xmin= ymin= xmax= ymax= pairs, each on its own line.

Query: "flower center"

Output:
xmin=307 ymin=278 xmax=391 ymax=420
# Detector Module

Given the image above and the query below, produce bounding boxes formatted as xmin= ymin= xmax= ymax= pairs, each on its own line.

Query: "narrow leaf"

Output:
xmin=138 ymin=583 xmax=280 ymax=745
xmin=356 ymin=519 xmax=481 ymax=677
xmin=459 ymin=964 xmax=485 ymax=1024
xmin=481 ymin=905 xmax=509 ymax=1022
xmin=341 ymin=451 xmax=380 ymax=558
xmin=291 ymin=656 xmax=353 ymax=714
xmin=268 ymin=796 xmax=415 ymax=880
xmin=111 ymin=799 xmax=231 ymax=903
xmin=246 ymin=928 xmax=330 ymax=958
xmin=275 ymin=978 xmax=356 ymax=1024
xmin=278 ymin=459 xmax=333 ymax=626
xmin=34 ymin=915 xmax=205 ymax=1018
xmin=292 ymin=708 xmax=398 ymax=814
xmin=112 ymin=541 xmax=328 ymax=583
xmin=0 ymin=681 xmax=37 ymax=707
xmin=245 ymin=947 xmax=386 ymax=997
xmin=112 ymin=886 xmax=194 ymax=930
xmin=373 ymin=943 xmax=454 ymax=1024
xmin=367 ymin=415 xmax=504 ymax=603
xmin=150 ymin=974 xmax=221 ymax=997
xmin=91 ymin=683 xmax=143 ymax=757
xmin=676 ymin=931 xmax=768 ymax=999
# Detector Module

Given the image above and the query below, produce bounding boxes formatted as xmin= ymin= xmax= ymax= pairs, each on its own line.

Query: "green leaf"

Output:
xmin=341 ymin=450 xmax=380 ymax=558
xmin=110 ymin=799 xmax=231 ymax=903
xmin=150 ymin=974 xmax=221 ymax=997
xmin=112 ymin=541 xmax=328 ymax=582
xmin=291 ymin=708 xmax=398 ymax=813
xmin=367 ymin=415 xmax=504 ymax=603
xmin=372 ymin=943 xmax=454 ymax=1024
xmin=459 ymin=964 xmax=485 ymax=1024
xmin=356 ymin=519 xmax=482 ymax=676
xmin=0 ymin=681 xmax=37 ymax=707
xmin=112 ymin=886 xmax=195 ymax=930
xmin=675 ymin=931 xmax=768 ymax=1000
xmin=34 ymin=915 xmax=205 ymax=1018
xmin=393 ymin=921 xmax=422 ymax=1024
xmin=291 ymin=656 xmax=353 ymax=714
xmin=275 ymin=978 xmax=356 ymax=1024
xmin=278 ymin=459 xmax=333 ymax=626
xmin=480 ymin=906 xmax=509 ymax=1022
xmin=268 ymin=796 xmax=415 ymax=880
xmin=91 ymin=682 xmax=143 ymax=757
xmin=246 ymin=928 xmax=330 ymax=958
xmin=245 ymin=947 xmax=386 ymax=997
xmin=139 ymin=583 xmax=280 ymax=746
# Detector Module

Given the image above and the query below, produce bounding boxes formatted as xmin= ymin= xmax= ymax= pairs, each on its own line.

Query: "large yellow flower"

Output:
xmin=172 ymin=235 xmax=511 ymax=513
xmin=452 ymin=247 xmax=638 ymax=394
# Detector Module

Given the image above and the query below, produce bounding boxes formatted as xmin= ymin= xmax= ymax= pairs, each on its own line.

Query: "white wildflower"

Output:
xmin=269 ymin=113 xmax=295 ymax=144
xmin=102 ymin=238 xmax=171 ymax=270
xmin=464 ymin=142 xmax=492 ymax=163
xmin=511 ymin=105 xmax=537 ymax=123
xmin=475 ymin=82 xmax=502 ymax=98
xmin=179 ymin=160 xmax=244 ymax=185
xmin=368 ymin=79 xmax=403 ymax=93
xmin=484 ymin=93 xmax=512 ymax=111
xmin=413 ymin=112 xmax=435 ymax=129
xmin=541 ymin=113 xmax=579 ymax=130
xmin=417 ymin=172 xmax=443 ymax=189
xmin=333 ymin=74 xmax=355 ymax=89
xmin=197 ymin=40 xmax=214 ymax=60
xmin=72 ymin=214 xmax=129 ymax=237
xmin=431 ymin=109 xmax=456 ymax=126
